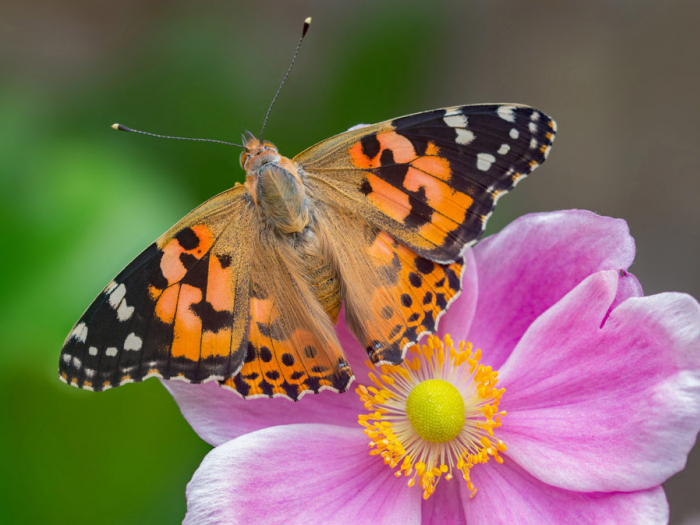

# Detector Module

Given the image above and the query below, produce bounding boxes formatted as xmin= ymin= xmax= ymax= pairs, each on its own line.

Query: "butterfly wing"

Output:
xmin=219 ymin=232 xmax=353 ymax=400
xmin=298 ymin=104 xmax=555 ymax=363
xmin=297 ymin=104 xmax=556 ymax=264
xmin=313 ymin=205 xmax=464 ymax=365
xmin=59 ymin=185 xmax=255 ymax=391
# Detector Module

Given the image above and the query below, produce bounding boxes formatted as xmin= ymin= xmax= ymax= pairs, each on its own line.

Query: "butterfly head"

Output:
xmin=239 ymin=132 xmax=280 ymax=172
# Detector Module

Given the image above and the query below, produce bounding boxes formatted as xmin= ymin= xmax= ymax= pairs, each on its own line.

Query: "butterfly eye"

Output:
xmin=239 ymin=151 xmax=251 ymax=168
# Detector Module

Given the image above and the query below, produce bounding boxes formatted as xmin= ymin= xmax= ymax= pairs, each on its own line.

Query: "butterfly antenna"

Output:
xmin=259 ymin=16 xmax=312 ymax=139
xmin=111 ymin=123 xmax=244 ymax=148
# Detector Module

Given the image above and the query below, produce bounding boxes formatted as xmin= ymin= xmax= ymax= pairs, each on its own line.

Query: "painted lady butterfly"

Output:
xmin=59 ymin=23 xmax=556 ymax=401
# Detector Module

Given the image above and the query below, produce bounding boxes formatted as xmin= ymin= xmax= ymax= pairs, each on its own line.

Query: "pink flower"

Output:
xmin=166 ymin=210 xmax=700 ymax=524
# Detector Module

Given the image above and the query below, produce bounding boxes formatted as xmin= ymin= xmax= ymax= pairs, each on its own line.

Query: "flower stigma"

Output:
xmin=356 ymin=335 xmax=506 ymax=500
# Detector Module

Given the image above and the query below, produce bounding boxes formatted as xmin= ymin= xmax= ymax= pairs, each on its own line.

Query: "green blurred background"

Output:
xmin=2 ymin=1 xmax=699 ymax=523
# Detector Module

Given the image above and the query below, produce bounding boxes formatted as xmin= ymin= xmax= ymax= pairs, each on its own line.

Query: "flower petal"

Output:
xmin=499 ymin=270 xmax=700 ymax=492
xmin=462 ymin=460 xmax=669 ymax=525
xmin=184 ymin=424 xmax=421 ymax=525
xmin=436 ymin=247 xmax=478 ymax=343
xmin=469 ymin=210 xmax=636 ymax=368
xmin=336 ymin=308 xmax=374 ymax=386
xmin=164 ymin=381 xmax=362 ymax=447
xmin=420 ymin=477 xmax=467 ymax=525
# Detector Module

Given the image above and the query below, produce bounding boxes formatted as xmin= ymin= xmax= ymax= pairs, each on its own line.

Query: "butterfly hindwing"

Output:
xmin=220 ymin=229 xmax=353 ymax=400
xmin=59 ymin=186 xmax=255 ymax=391
xmin=298 ymin=104 xmax=556 ymax=264
xmin=312 ymin=205 xmax=464 ymax=366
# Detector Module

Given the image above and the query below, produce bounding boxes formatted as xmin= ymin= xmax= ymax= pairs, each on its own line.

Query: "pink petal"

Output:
xmin=436 ymin=247 xmax=478 ymax=343
xmin=469 ymin=210 xmax=636 ymax=369
xmin=462 ymin=460 xmax=669 ymax=525
xmin=184 ymin=424 xmax=421 ymax=525
xmin=336 ymin=308 xmax=374 ymax=386
xmin=421 ymin=477 xmax=467 ymax=525
xmin=164 ymin=381 xmax=363 ymax=447
xmin=498 ymin=271 xmax=700 ymax=492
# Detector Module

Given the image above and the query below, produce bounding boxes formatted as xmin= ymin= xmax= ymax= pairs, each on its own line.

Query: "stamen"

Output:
xmin=356 ymin=335 xmax=506 ymax=500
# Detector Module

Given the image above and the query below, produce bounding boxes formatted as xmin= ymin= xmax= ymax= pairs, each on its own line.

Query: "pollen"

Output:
xmin=356 ymin=335 xmax=506 ymax=500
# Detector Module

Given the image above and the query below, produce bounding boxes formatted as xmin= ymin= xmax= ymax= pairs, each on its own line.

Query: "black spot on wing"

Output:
xmin=281 ymin=381 xmax=300 ymax=401
xmin=258 ymin=379 xmax=274 ymax=397
xmin=190 ymin=299 xmax=234 ymax=333
xmin=175 ymin=227 xmax=200 ymax=250
xmin=361 ymin=134 xmax=381 ymax=160
xmin=217 ymin=254 xmax=232 ymax=269
xmin=359 ymin=179 xmax=372 ymax=195
xmin=231 ymin=374 xmax=250 ymax=397
xmin=181 ymin=253 xmax=209 ymax=290
xmin=179 ymin=253 xmax=198 ymax=270
xmin=258 ymin=346 xmax=273 ymax=363
xmin=402 ymin=186 xmax=432 ymax=229
xmin=244 ymin=342 xmax=257 ymax=363
xmin=415 ymin=257 xmax=435 ymax=274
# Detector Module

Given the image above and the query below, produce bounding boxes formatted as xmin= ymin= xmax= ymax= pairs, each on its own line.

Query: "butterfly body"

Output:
xmin=60 ymin=104 xmax=556 ymax=401
xmin=243 ymin=136 xmax=310 ymax=235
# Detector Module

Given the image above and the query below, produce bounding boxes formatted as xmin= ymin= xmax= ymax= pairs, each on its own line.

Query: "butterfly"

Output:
xmin=59 ymin=103 xmax=556 ymax=400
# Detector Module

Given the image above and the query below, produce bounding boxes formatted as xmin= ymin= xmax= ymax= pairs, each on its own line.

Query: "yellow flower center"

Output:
xmin=406 ymin=379 xmax=465 ymax=442
xmin=356 ymin=335 xmax=506 ymax=500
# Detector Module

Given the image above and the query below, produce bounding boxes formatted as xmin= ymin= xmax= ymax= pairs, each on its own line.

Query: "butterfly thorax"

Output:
xmin=241 ymin=136 xmax=310 ymax=235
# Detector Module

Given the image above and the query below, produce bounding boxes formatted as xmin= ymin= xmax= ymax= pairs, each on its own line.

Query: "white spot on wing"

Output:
xmin=70 ymin=322 xmax=88 ymax=343
xmin=108 ymin=284 xmax=127 ymax=309
xmin=88 ymin=346 xmax=98 ymax=356
xmin=455 ymin=128 xmax=475 ymax=145
xmin=117 ymin=301 xmax=134 ymax=321
xmin=497 ymin=144 xmax=510 ymax=155
xmin=443 ymin=114 xmax=467 ymax=128
xmin=85 ymin=368 xmax=95 ymax=378
xmin=528 ymin=122 xmax=537 ymax=133
xmin=510 ymin=128 xmax=519 ymax=140
xmin=531 ymin=111 xmax=540 ymax=121
xmin=72 ymin=356 xmax=82 ymax=369
xmin=124 ymin=333 xmax=143 ymax=351
xmin=62 ymin=353 xmax=72 ymax=364
xmin=497 ymin=105 xmax=516 ymax=122
xmin=476 ymin=153 xmax=496 ymax=171
xmin=530 ymin=137 xmax=538 ymax=149
xmin=105 ymin=347 xmax=118 ymax=358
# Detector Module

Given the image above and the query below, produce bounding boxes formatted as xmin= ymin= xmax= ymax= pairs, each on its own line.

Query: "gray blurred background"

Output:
xmin=1 ymin=0 xmax=698 ymax=523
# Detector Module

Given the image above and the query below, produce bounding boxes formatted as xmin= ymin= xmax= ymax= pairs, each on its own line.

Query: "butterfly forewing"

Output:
xmin=59 ymin=186 xmax=254 ymax=391
xmin=297 ymin=104 xmax=556 ymax=264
